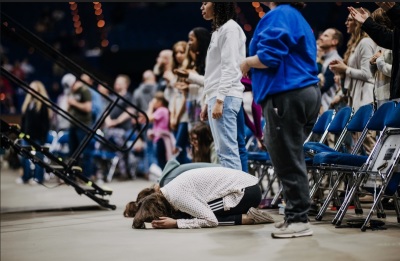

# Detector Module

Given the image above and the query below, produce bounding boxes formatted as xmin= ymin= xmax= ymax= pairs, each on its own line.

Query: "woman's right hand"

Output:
xmin=174 ymin=69 xmax=189 ymax=78
xmin=200 ymin=104 xmax=208 ymax=121
xmin=348 ymin=7 xmax=369 ymax=24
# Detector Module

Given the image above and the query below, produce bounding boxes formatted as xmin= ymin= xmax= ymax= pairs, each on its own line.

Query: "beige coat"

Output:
xmin=344 ymin=37 xmax=377 ymax=111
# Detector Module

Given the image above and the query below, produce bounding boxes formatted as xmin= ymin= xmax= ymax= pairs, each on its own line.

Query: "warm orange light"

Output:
xmin=73 ymin=15 xmax=80 ymax=22
xmin=69 ymin=2 xmax=75 ymax=4
xmin=256 ymin=6 xmax=263 ymax=12
xmin=74 ymin=21 xmax=81 ymax=28
xmin=0 ymin=93 xmax=5 ymax=101
xmin=95 ymin=9 xmax=102 ymax=16
xmin=258 ymin=12 xmax=265 ymax=18
xmin=244 ymin=24 xmax=252 ymax=32
xmin=94 ymin=3 xmax=101 ymax=10
xmin=252 ymin=2 xmax=260 ymax=8
xmin=101 ymin=39 xmax=109 ymax=47
xmin=75 ymin=27 xmax=83 ymax=34
xmin=97 ymin=20 xmax=105 ymax=28
xmin=70 ymin=3 xmax=77 ymax=11
xmin=93 ymin=2 xmax=99 ymax=4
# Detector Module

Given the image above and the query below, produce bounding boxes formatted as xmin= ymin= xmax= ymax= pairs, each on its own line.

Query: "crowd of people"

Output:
xmin=3 ymin=2 xmax=399 ymax=239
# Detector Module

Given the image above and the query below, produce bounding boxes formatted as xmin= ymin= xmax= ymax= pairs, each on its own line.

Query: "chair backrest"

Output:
xmin=366 ymin=101 xmax=397 ymax=131
xmin=304 ymin=109 xmax=335 ymax=144
xmin=384 ymin=102 xmax=400 ymax=128
xmin=327 ymin=106 xmax=353 ymax=134
xmin=346 ymin=103 xmax=375 ymax=132
xmin=312 ymin=109 xmax=335 ymax=134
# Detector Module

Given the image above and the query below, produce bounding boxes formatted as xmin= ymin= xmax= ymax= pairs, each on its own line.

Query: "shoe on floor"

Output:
xmin=15 ymin=177 xmax=24 ymax=184
xmin=271 ymin=222 xmax=313 ymax=238
xmin=274 ymin=220 xmax=286 ymax=228
xmin=247 ymin=207 xmax=274 ymax=224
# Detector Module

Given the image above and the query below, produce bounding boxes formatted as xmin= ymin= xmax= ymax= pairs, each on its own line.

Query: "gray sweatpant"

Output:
xmin=262 ymin=85 xmax=321 ymax=223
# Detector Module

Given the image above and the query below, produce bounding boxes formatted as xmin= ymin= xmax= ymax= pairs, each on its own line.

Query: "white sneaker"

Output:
xmin=274 ymin=220 xmax=286 ymax=228
xmin=28 ymin=179 xmax=39 ymax=185
xmin=247 ymin=207 xmax=274 ymax=224
xmin=271 ymin=222 xmax=313 ymax=238
xmin=15 ymin=177 xmax=24 ymax=184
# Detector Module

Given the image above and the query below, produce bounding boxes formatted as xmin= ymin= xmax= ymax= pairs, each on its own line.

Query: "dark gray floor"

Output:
xmin=1 ymin=163 xmax=400 ymax=261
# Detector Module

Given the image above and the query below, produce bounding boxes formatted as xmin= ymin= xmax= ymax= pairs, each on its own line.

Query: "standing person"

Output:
xmin=318 ymin=28 xmax=344 ymax=112
xmin=368 ymin=8 xmax=393 ymax=108
xmin=199 ymin=2 xmax=247 ymax=171
xmin=329 ymin=8 xmax=375 ymax=112
xmin=153 ymin=49 xmax=173 ymax=92
xmin=133 ymin=70 xmax=158 ymax=175
xmin=144 ymin=91 xmax=175 ymax=170
xmin=330 ymin=8 xmax=376 ymax=155
xmin=17 ymin=81 xmax=51 ymax=184
xmin=60 ymin=74 xmax=95 ymax=180
xmin=175 ymin=27 xmax=211 ymax=130
xmin=240 ymin=2 xmax=320 ymax=238
xmin=348 ymin=2 xmax=400 ymax=102
xmin=104 ymin=74 xmax=136 ymax=179
xmin=164 ymin=41 xmax=192 ymax=164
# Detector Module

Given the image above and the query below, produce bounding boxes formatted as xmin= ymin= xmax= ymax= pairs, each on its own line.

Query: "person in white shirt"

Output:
xmin=199 ymin=2 xmax=247 ymax=171
xmin=124 ymin=163 xmax=274 ymax=229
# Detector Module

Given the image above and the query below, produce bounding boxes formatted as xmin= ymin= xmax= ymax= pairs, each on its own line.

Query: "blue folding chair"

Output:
xmin=304 ymin=106 xmax=353 ymax=157
xmin=333 ymin=102 xmax=400 ymax=230
xmin=313 ymin=102 xmax=396 ymax=221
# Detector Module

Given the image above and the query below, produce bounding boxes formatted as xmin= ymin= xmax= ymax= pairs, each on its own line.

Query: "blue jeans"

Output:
xmin=69 ymin=127 xmax=94 ymax=179
xmin=237 ymin=105 xmax=248 ymax=172
xmin=208 ymin=96 xmax=242 ymax=170
xmin=21 ymin=139 xmax=45 ymax=183
xmin=174 ymin=122 xmax=191 ymax=164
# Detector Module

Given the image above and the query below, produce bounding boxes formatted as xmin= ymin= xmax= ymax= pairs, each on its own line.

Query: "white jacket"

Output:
xmin=203 ymin=19 xmax=246 ymax=103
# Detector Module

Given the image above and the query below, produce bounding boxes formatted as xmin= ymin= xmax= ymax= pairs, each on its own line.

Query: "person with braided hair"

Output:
xmin=199 ymin=2 xmax=247 ymax=171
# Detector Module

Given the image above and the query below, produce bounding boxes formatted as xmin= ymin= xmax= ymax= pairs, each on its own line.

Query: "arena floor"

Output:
xmin=1 ymin=163 xmax=399 ymax=261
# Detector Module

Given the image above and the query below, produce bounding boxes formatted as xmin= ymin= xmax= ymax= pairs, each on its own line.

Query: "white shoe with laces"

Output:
xmin=247 ymin=207 xmax=274 ymax=224
xmin=271 ymin=222 xmax=313 ymax=238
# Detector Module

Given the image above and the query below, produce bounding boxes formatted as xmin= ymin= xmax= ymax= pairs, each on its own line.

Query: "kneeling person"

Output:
xmin=124 ymin=166 xmax=274 ymax=229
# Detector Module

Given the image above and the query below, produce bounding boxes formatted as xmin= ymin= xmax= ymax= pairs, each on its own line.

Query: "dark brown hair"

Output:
xmin=189 ymin=122 xmax=214 ymax=163
xmin=123 ymin=186 xmax=157 ymax=217
xmin=132 ymin=192 xmax=179 ymax=229
xmin=211 ymin=2 xmax=237 ymax=32
xmin=154 ymin=91 xmax=169 ymax=108
xmin=191 ymin=27 xmax=211 ymax=75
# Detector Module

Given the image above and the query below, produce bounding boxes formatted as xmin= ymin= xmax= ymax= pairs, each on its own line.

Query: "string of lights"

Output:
xmin=69 ymin=2 xmax=82 ymax=35
xmin=93 ymin=2 xmax=108 ymax=48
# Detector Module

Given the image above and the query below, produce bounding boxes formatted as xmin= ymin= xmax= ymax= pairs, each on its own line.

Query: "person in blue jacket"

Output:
xmin=240 ymin=2 xmax=321 ymax=238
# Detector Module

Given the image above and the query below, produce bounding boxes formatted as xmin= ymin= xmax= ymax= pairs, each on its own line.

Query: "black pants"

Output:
xmin=262 ymin=85 xmax=321 ymax=223
xmin=208 ymin=184 xmax=261 ymax=225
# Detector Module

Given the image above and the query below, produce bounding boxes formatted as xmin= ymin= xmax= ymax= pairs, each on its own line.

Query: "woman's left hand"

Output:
xmin=329 ymin=60 xmax=348 ymax=74
xmin=240 ymin=59 xmax=251 ymax=78
xmin=151 ymin=217 xmax=178 ymax=229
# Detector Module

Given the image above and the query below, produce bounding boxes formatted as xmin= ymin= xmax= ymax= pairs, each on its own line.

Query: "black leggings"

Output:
xmin=208 ymin=184 xmax=261 ymax=225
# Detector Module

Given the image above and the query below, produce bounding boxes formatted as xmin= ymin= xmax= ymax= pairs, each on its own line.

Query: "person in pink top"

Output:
xmin=145 ymin=91 xmax=175 ymax=169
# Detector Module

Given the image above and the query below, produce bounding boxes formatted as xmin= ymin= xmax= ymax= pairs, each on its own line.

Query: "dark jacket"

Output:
xmin=361 ymin=3 xmax=400 ymax=99
xmin=21 ymin=103 xmax=50 ymax=144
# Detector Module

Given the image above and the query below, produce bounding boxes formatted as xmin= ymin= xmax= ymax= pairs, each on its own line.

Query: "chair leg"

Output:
xmin=333 ymin=172 xmax=362 ymax=226
xmin=316 ymin=172 xmax=344 ymax=221
xmin=393 ymin=192 xmax=400 ymax=223
xmin=106 ymin=156 xmax=119 ymax=183
xmin=309 ymin=169 xmax=325 ymax=199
